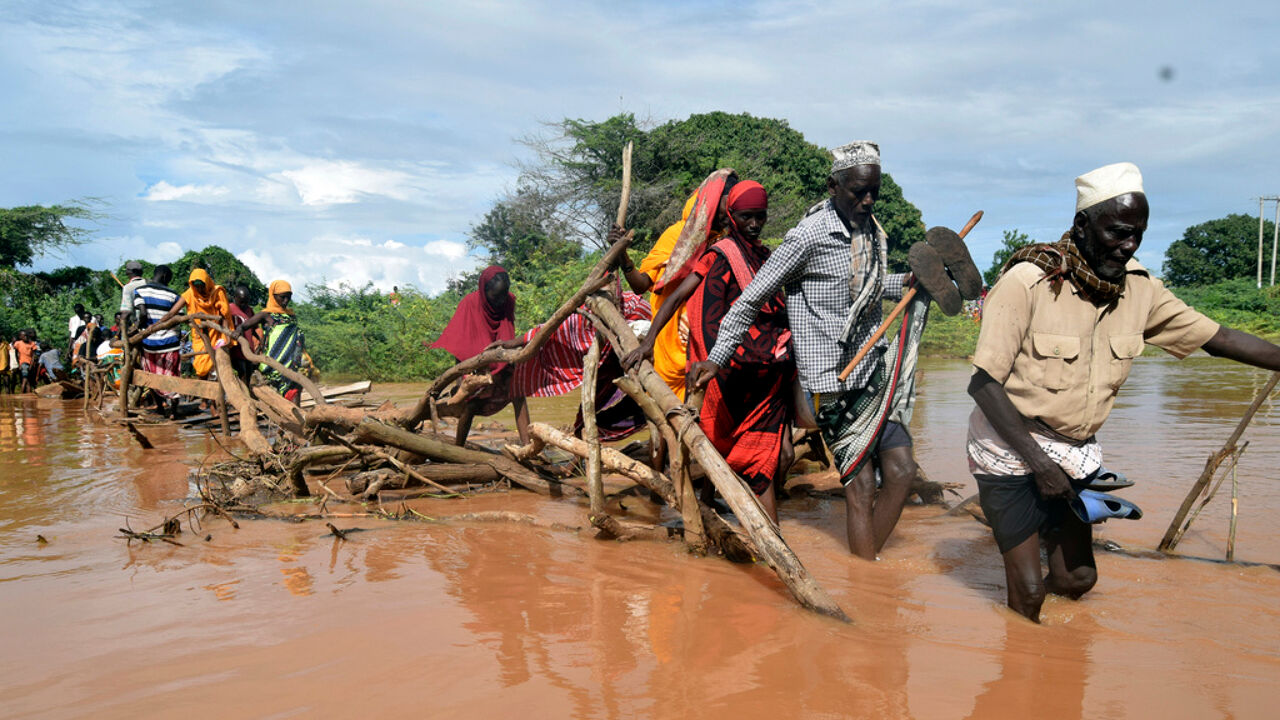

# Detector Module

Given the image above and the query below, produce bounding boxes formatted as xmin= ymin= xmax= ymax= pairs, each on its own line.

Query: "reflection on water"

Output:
xmin=1 ymin=357 xmax=1279 ymax=719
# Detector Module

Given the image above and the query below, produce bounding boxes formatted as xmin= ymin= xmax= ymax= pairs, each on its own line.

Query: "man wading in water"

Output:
xmin=968 ymin=162 xmax=1280 ymax=622
xmin=689 ymin=142 xmax=973 ymax=559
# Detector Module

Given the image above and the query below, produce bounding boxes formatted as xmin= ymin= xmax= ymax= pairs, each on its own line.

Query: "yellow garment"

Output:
xmin=182 ymin=268 xmax=234 ymax=377
xmin=264 ymin=279 xmax=295 ymax=315
xmin=638 ymin=192 xmax=725 ymax=400
xmin=0 ymin=341 xmax=8 ymax=372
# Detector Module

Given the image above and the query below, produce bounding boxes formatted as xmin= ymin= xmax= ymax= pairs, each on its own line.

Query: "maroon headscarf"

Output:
xmin=430 ymin=265 xmax=516 ymax=363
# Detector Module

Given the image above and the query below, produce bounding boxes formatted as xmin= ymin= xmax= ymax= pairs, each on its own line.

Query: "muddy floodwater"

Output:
xmin=2 ymin=356 xmax=1278 ymax=718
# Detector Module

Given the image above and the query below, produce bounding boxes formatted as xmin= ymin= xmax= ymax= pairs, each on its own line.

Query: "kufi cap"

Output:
xmin=125 ymin=260 xmax=143 ymax=272
xmin=831 ymin=141 xmax=880 ymax=173
xmin=1075 ymin=162 xmax=1144 ymax=212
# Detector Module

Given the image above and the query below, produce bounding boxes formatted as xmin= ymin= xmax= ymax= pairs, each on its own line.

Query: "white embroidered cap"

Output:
xmin=1075 ymin=162 xmax=1144 ymax=212
xmin=831 ymin=141 xmax=880 ymax=173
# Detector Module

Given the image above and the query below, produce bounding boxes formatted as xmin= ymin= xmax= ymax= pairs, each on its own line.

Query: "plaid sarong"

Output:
xmin=140 ymin=349 xmax=181 ymax=400
xmin=817 ymin=288 xmax=930 ymax=484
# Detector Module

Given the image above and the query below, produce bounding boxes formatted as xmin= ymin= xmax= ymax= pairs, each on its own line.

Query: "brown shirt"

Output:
xmin=973 ymin=260 xmax=1220 ymax=441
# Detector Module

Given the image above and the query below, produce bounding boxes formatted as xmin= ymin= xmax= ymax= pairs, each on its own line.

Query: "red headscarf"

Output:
xmin=726 ymin=181 xmax=770 ymax=262
xmin=430 ymin=265 xmax=516 ymax=363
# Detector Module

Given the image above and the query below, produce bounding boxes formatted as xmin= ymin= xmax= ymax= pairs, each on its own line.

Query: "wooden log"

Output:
xmin=592 ymin=514 xmax=680 ymax=543
xmin=582 ymin=337 xmax=605 ymax=516
xmin=350 ymin=418 xmax=583 ymax=498
xmin=585 ymin=295 xmax=850 ymax=622
xmin=200 ymin=320 xmax=329 ymax=408
xmin=615 ymin=374 xmax=705 ymax=553
xmin=131 ymin=369 xmax=222 ymax=400
xmin=286 ymin=445 xmax=358 ymax=494
xmin=512 ymin=422 xmax=754 ymax=562
xmin=211 ymin=344 xmax=273 ymax=458
xmin=346 ymin=462 xmax=501 ymax=493
xmin=405 ymin=231 xmax=636 ymax=427
xmin=1160 ymin=371 xmax=1279 ymax=551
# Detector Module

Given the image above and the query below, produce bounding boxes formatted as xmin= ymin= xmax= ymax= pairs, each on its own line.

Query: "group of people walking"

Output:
xmin=432 ymin=141 xmax=1280 ymax=623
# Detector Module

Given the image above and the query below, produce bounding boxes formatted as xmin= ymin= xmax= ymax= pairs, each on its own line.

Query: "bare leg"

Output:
xmin=1045 ymin=512 xmax=1097 ymax=600
xmin=774 ymin=427 xmax=795 ymax=499
xmin=758 ymin=483 xmax=778 ymax=524
xmin=455 ymin=403 xmax=476 ymax=446
xmin=1000 ymin=532 xmax=1048 ymax=622
xmin=511 ymin=396 xmax=531 ymax=445
xmin=844 ymin=463 xmax=877 ymax=559
xmin=872 ymin=445 xmax=917 ymax=553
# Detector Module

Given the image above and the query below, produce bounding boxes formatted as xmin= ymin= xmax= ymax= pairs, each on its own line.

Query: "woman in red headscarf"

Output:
xmin=631 ymin=181 xmax=795 ymax=521
xmin=429 ymin=266 xmax=530 ymax=445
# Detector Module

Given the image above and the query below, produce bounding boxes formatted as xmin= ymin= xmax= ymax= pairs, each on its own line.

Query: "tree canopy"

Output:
xmin=984 ymin=229 xmax=1036 ymax=286
xmin=1163 ymin=213 xmax=1273 ymax=287
xmin=502 ymin=111 xmax=926 ymax=272
xmin=0 ymin=202 xmax=100 ymax=268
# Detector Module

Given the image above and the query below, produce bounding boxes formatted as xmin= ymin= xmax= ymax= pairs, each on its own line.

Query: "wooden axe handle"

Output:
xmin=836 ymin=210 xmax=983 ymax=383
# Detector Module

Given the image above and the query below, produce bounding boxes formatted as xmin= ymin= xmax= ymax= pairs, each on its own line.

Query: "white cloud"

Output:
xmin=143 ymin=180 xmax=229 ymax=202
xmin=278 ymin=161 xmax=415 ymax=206
xmin=423 ymin=239 xmax=466 ymax=259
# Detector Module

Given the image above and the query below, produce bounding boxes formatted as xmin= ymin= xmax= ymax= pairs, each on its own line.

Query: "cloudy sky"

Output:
xmin=3 ymin=1 xmax=1278 ymax=296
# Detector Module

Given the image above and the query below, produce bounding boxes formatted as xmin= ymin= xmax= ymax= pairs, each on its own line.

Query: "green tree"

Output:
xmin=120 ymin=245 xmax=267 ymax=301
xmin=1163 ymin=213 xmax=1272 ymax=287
xmin=516 ymin=111 xmax=926 ymax=270
xmin=0 ymin=202 xmax=101 ymax=268
xmin=985 ymin=229 xmax=1036 ymax=286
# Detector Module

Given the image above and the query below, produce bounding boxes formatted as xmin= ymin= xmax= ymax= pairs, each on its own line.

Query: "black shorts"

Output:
xmin=973 ymin=472 xmax=1093 ymax=553
xmin=879 ymin=421 xmax=912 ymax=452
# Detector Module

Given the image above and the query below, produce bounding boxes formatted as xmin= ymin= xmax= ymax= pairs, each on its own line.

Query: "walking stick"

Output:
xmin=837 ymin=210 xmax=983 ymax=382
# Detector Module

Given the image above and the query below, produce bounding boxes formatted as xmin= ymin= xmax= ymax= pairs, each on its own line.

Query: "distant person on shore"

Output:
xmin=967 ymin=162 xmax=1280 ymax=623
xmin=231 ymin=280 xmax=307 ymax=403
xmin=618 ymin=169 xmax=737 ymax=402
xmin=429 ymin=266 xmax=530 ymax=445
xmin=133 ymin=265 xmax=183 ymax=415
xmin=118 ymin=260 xmax=147 ymax=327
xmin=389 ymin=286 xmax=401 ymax=308
xmin=630 ymin=181 xmax=796 ymax=522
xmin=69 ymin=304 xmax=89 ymax=344
xmin=13 ymin=330 xmax=37 ymax=393
xmin=160 ymin=268 xmax=234 ymax=380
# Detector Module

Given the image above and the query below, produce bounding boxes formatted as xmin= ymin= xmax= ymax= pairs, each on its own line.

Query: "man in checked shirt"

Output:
xmin=690 ymin=141 xmax=947 ymax=559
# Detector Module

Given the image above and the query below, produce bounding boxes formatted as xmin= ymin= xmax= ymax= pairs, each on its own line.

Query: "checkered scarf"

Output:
xmin=1002 ymin=233 xmax=1124 ymax=305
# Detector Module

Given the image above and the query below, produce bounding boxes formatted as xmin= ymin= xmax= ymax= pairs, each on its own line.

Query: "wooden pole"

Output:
xmin=1258 ymin=197 xmax=1265 ymax=289
xmin=118 ymin=329 xmax=134 ymax=417
xmin=1227 ymin=459 xmax=1240 ymax=561
xmin=211 ymin=343 xmax=273 ymax=457
xmin=585 ymin=295 xmax=850 ymax=622
xmin=217 ymin=383 xmax=231 ymax=435
xmin=1159 ymin=371 xmax=1279 ymax=551
xmin=615 ymin=141 xmax=633 ymax=228
xmin=1271 ymin=198 xmax=1279 ymax=287
xmin=582 ymin=337 xmax=605 ymax=516
xmin=837 ymin=210 xmax=983 ymax=382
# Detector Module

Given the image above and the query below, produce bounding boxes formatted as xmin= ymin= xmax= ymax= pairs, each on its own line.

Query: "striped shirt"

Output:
xmin=133 ymin=283 xmax=181 ymax=353
xmin=512 ymin=292 xmax=652 ymax=398
xmin=708 ymin=200 xmax=906 ymax=395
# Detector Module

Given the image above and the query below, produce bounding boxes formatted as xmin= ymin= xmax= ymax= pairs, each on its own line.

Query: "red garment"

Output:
xmin=229 ymin=303 xmax=259 ymax=352
xmin=727 ymin=180 xmax=767 ymax=211
xmin=653 ymin=169 xmax=735 ymax=293
xmin=511 ymin=292 xmax=651 ymax=398
xmin=430 ymin=265 xmax=515 ymax=364
xmin=687 ymin=237 xmax=794 ymax=496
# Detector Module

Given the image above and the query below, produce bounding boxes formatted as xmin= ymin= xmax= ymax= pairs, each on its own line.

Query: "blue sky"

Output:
xmin=3 ymin=1 xmax=1278 ymax=296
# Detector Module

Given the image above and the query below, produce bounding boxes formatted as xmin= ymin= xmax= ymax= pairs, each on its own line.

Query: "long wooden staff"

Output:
xmin=836 ymin=210 xmax=983 ymax=382
xmin=615 ymin=141 xmax=633 ymax=227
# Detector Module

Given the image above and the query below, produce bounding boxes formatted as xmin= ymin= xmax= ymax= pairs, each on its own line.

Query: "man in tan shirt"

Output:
xmin=968 ymin=162 xmax=1280 ymax=622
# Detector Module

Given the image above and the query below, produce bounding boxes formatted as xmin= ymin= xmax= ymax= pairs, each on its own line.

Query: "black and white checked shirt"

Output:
xmin=707 ymin=200 xmax=906 ymax=395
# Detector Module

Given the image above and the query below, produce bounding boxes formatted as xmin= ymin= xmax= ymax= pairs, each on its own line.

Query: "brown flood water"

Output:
xmin=2 ymin=356 xmax=1278 ymax=719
